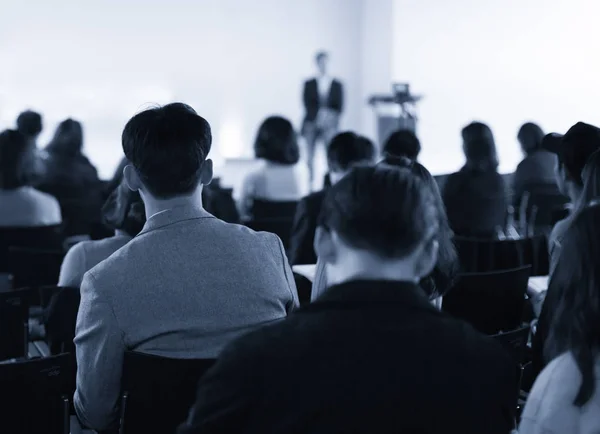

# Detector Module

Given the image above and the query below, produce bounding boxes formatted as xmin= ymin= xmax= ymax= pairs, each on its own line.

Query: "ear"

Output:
xmin=123 ymin=165 xmax=142 ymax=192
xmin=314 ymin=226 xmax=337 ymax=265
xmin=200 ymin=159 xmax=213 ymax=186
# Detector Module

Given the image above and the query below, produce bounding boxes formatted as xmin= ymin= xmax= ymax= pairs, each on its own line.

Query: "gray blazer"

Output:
xmin=74 ymin=204 xmax=298 ymax=431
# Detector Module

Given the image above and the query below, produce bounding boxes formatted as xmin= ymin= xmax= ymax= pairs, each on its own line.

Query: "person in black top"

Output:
xmin=178 ymin=165 xmax=515 ymax=434
xmin=288 ymin=131 xmax=375 ymax=264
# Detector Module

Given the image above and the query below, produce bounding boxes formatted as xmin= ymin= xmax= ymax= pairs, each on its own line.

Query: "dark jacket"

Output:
xmin=178 ymin=280 xmax=516 ymax=434
xmin=512 ymin=150 xmax=558 ymax=204
xmin=303 ymin=78 xmax=343 ymax=124
xmin=443 ymin=167 xmax=507 ymax=238
xmin=289 ymin=190 xmax=326 ymax=265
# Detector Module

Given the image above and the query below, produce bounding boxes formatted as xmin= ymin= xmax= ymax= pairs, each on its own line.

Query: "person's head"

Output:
xmin=315 ymin=51 xmax=329 ymax=75
xmin=102 ymin=178 xmax=146 ymax=237
xmin=461 ymin=121 xmax=498 ymax=172
xmin=315 ymin=166 xmax=439 ymax=286
xmin=545 ymin=123 xmax=600 ymax=200
xmin=545 ymin=203 xmax=600 ymax=407
xmin=327 ymin=132 xmax=376 ymax=184
xmin=574 ymin=149 xmax=600 ymax=213
xmin=381 ymin=156 xmax=458 ymax=298
xmin=0 ymin=129 xmax=34 ymax=190
xmin=122 ymin=103 xmax=213 ymax=203
xmin=517 ymin=122 xmax=545 ymax=155
xmin=47 ymin=119 xmax=83 ymax=157
xmin=16 ymin=110 xmax=43 ymax=140
xmin=254 ymin=116 xmax=300 ymax=166
xmin=383 ymin=129 xmax=421 ymax=161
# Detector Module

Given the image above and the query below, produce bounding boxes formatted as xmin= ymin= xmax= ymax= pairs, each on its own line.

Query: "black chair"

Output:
xmin=0 ymin=353 xmax=74 ymax=434
xmin=119 ymin=351 xmax=216 ymax=434
xmin=44 ymin=287 xmax=81 ymax=355
xmin=293 ymin=272 xmax=312 ymax=306
xmin=442 ymin=265 xmax=531 ymax=335
xmin=250 ymin=199 xmax=298 ymax=221
xmin=0 ymin=288 xmax=31 ymax=361
xmin=454 ymin=235 xmax=549 ymax=276
xmin=516 ymin=185 xmax=570 ymax=233
xmin=246 ymin=218 xmax=295 ymax=250
xmin=0 ymin=225 xmax=63 ymax=272
xmin=202 ymin=182 xmax=240 ymax=224
xmin=8 ymin=247 xmax=65 ymax=290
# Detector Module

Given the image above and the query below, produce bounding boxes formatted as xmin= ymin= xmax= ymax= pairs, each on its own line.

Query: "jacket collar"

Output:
xmin=139 ymin=204 xmax=215 ymax=235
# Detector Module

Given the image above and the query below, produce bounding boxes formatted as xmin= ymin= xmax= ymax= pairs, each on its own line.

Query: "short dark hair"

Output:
xmin=315 ymin=51 xmax=328 ymax=63
xmin=16 ymin=111 xmax=42 ymax=138
xmin=47 ymin=119 xmax=83 ymax=157
xmin=383 ymin=129 xmax=421 ymax=160
xmin=254 ymin=116 xmax=299 ymax=165
xmin=318 ymin=165 xmax=438 ymax=259
xmin=327 ymin=132 xmax=375 ymax=172
xmin=462 ymin=121 xmax=498 ymax=171
xmin=0 ymin=129 xmax=32 ymax=190
xmin=102 ymin=179 xmax=146 ymax=237
xmin=556 ymin=122 xmax=600 ymax=186
xmin=518 ymin=122 xmax=545 ymax=155
xmin=122 ymin=103 xmax=212 ymax=199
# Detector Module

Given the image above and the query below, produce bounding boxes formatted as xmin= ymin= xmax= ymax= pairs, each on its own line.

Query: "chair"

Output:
xmin=442 ymin=265 xmax=531 ymax=335
xmin=118 ymin=351 xmax=216 ymax=434
xmin=250 ymin=199 xmax=298 ymax=221
xmin=44 ymin=287 xmax=81 ymax=355
xmin=0 ymin=288 xmax=31 ymax=361
xmin=8 ymin=247 xmax=65 ymax=290
xmin=454 ymin=235 xmax=549 ymax=276
xmin=0 ymin=353 xmax=74 ymax=434
xmin=246 ymin=218 xmax=295 ymax=249
xmin=517 ymin=186 xmax=569 ymax=234
xmin=293 ymin=272 xmax=312 ymax=306
xmin=0 ymin=224 xmax=63 ymax=272
xmin=202 ymin=183 xmax=240 ymax=224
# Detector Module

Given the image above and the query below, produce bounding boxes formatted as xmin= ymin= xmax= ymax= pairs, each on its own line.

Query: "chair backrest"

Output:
xmin=0 ymin=353 xmax=73 ymax=434
xmin=202 ymin=185 xmax=240 ymax=224
xmin=0 ymin=225 xmax=63 ymax=272
xmin=250 ymin=199 xmax=298 ymax=221
xmin=293 ymin=272 xmax=312 ymax=306
xmin=44 ymin=287 xmax=81 ymax=355
xmin=454 ymin=235 xmax=549 ymax=276
xmin=492 ymin=326 xmax=531 ymax=364
xmin=119 ymin=351 xmax=216 ymax=434
xmin=0 ymin=288 xmax=31 ymax=361
xmin=442 ymin=265 xmax=531 ymax=335
xmin=518 ymin=185 xmax=570 ymax=230
xmin=8 ymin=247 xmax=65 ymax=290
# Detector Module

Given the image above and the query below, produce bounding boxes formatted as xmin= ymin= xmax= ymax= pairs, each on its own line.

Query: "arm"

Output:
xmin=58 ymin=243 xmax=86 ymax=288
xmin=74 ymin=272 xmax=126 ymax=431
xmin=288 ymin=197 xmax=317 ymax=265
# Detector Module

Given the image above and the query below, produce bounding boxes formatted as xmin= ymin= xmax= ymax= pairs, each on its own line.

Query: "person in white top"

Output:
xmin=0 ymin=129 xmax=61 ymax=227
xmin=240 ymin=116 xmax=310 ymax=220
xmin=520 ymin=203 xmax=600 ymax=434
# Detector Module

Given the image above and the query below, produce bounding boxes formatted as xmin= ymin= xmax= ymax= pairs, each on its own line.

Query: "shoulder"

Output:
xmin=550 ymin=215 xmax=572 ymax=245
xmin=29 ymin=188 xmax=60 ymax=206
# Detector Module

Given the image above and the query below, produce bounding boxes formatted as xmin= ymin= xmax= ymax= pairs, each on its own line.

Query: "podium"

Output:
xmin=368 ymin=89 xmax=422 ymax=146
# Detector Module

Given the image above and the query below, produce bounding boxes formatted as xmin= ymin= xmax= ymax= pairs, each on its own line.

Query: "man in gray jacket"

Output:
xmin=74 ymin=103 xmax=299 ymax=431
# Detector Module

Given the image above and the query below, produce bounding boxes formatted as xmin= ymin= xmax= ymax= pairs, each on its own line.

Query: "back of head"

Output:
xmin=0 ymin=129 xmax=32 ymax=190
xmin=546 ymin=203 xmax=600 ymax=406
xmin=577 ymin=149 xmax=600 ymax=210
xmin=16 ymin=111 xmax=43 ymax=139
xmin=48 ymin=119 xmax=83 ymax=157
xmin=122 ymin=103 xmax=212 ymax=199
xmin=558 ymin=122 xmax=600 ymax=187
xmin=327 ymin=132 xmax=376 ymax=173
xmin=518 ymin=122 xmax=545 ymax=155
xmin=102 ymin=179 xmax=146 ymax=236
xmin=254 ymin=116 xmax=299 ymax=165
xmin=461 ymin=121 xmax=498 ymax=171
xmin=383 ymin=129 xmax=421 ymax=161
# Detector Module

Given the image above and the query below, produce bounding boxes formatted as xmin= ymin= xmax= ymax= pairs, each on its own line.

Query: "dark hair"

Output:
xmin=318 ymin=165 xmax=438 ymax=259
xmin=518 ymin=122 xmax=545 ymax=155
xmin=122 ymin=103 xmax=212 ymax=199
xmin=461 ymin=122 xmax=499 ymax=172
xmin=383 ymin=129 xmax=421 ymax=161
xmin=16 ymin=111 xmax=43 ymax=138
xmin=102 ymin=179 xmax=146 ymax=237
xmin=315 ymin=51 xmax=328 ymax=63
xmin=254 ymin=116 xmax=300 ymax=165
xmin=544 ymin=203 xmax=600 ymax=406
xmin=559 ymin=122 xmax=600 ymax=187
xmin=382 ymin=156 xmax=458 ymax=297
xmin=0 ymin=129 xmax=33 ymax=189
xmin=575 ymin=149 xmax=600 ymax=213
xmin=327 ymin=132 xmax=376 ymax=172
xmin=47 ymin=119 xmax=83 ymax=157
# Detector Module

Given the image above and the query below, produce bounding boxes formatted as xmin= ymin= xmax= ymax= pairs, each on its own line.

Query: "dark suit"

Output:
xmin=288 ymin=190 xmax=325 ymax=265
xmin=179 ymin=280 xmax=516 ymax=434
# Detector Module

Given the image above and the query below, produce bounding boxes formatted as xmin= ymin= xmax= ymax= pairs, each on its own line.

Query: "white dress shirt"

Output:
xmin=0 ymin=186 xmax=62 ymax=227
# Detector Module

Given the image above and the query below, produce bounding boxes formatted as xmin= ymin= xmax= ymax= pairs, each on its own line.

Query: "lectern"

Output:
xmin=368 ymin=83 xmax=422 ymax=146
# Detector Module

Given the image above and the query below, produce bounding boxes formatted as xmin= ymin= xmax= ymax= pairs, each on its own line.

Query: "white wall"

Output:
xmin=393 ymin=0 xmax=600 ymax=175
xmin=0 ymin=0 xmax=366 ymax=178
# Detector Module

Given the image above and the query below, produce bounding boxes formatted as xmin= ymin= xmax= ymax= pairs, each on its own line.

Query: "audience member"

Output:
xmin=442 ymin=121 xmax=507 ymax=238
xmin=178 ymin=166 xmax=515 ymax=434
xmin=58 ymin=178 xmax=146 ymax=288
xmin=382 ymin=129 xmax=421 ymax=161
xmin=73 ymin=103 xmax=299 ymax=431
xmin=521 ymin=204 xmax=600 ymax=433
xmin=240 ymin=116 xmax=309 ymax=219
xmin=0 ymin=129 xmax=61 ymax=227
xmin=512 ymin=122 xmax=558 ymax=205
xmin=545 ymin=122 xmax=600 ymax=275
xmin=289 ymin=131 xmax=376 ymax=265
xmin=37 ymin=119 xmax=103 ymax=236
xmin=15 ymin=110 xmax=45 ymax=179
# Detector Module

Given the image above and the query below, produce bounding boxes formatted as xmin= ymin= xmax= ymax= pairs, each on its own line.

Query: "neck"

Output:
xmin=141 ymin=187 xmax=204 ymax=219
xmin=327 ymin=254 xmax=420 ymax=287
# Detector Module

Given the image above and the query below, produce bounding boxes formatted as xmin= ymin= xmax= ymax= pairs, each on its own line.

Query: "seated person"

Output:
xmin=16 ymin=110 xmax=45 ymax=181
xmin=178 ymin=166 xmax=515 ymax=434
xmin=74 ymin=103 xmax=299 ymax=431
xmin=289 ymin=131 xmax=376 ymax=265
xmin=382 ymin=128 xmax=421 ymax=161
xmin=240 ymin=116 xmax=310 ymax=220
xmin=442 ymin=121 xmax=507 ymax=238
xmin=0 ymin=129 xmax=61 ymax=227
xmin=58 ymin=178 xmax=146 ymax=288
xmin=521 ymin=203 xmax=600 ymax=433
